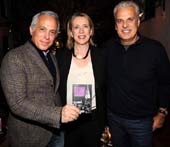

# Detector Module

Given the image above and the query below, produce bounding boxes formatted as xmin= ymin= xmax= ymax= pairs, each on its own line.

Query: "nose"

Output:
xmin=79 ymin=27 xmax=84 ymax=33
xmin=45 ymin=31 xmax=50 ymax=40
xmin=122 ymin=20 xmax=128 ymax=28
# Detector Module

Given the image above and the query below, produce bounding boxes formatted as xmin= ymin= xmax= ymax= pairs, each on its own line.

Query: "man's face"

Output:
xmin=115 ymin=6 xmax=140 ymax=45
xmin=30 ymin=15 xmax=58 ymax=51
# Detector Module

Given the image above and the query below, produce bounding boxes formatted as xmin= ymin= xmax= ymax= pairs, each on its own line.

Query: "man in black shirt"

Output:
xmin=103 ymin=1 xmax=170 ymax=147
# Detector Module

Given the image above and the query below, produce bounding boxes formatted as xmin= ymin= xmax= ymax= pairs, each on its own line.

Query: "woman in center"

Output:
xmin=57 ymin=12 xmax=106 ymax=147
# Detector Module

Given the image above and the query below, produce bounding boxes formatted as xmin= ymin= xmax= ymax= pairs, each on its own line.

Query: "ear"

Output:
xmin=70 ymin=32 xmax=73 ymax=37
xmin=115 ymin=24 xmax=118 ymax=31
xmin=137 ymin=18 xmax=140 ymax=27
xmin=29 ymin=27 xmax=33 ymax=35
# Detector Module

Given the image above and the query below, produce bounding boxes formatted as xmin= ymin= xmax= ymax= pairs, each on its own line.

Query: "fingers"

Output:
xmin=152 ymin=114 xmax=165 ymax=131
xmin=61 ymin=104 xmax=80 ymax=123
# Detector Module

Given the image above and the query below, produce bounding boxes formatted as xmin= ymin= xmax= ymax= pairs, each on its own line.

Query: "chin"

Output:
xmin=39 ymin=47 xmax=49 ymax=51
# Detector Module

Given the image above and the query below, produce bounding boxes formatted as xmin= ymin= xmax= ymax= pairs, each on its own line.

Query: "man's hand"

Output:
xmin=61 ymin=104 xmax=80 ymax=123
xmin=153 ymin=113 xmax=166 ymax=131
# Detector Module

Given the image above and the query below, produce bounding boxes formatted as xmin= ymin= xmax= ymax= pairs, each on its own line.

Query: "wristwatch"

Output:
xmin=158 ymin=109 xmax=168 ymax=116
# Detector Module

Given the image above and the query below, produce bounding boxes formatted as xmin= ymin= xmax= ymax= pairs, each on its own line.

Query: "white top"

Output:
xmin=67 ymin=57 xmax=96 ymax=112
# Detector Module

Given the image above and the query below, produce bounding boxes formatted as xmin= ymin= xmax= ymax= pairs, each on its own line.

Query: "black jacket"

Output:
xmin=57 ymin=46 xmax=106 ymax=128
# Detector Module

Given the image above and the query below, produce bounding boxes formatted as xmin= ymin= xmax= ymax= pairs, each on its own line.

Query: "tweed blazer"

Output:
xmin=0 ymin=41 xmax=62 ymax=147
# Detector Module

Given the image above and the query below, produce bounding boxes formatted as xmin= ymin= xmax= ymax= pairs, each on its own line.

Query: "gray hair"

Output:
xmin=113 ymin=1 xmax=140 ymax=18
xmin=30 ymin=10 xmax=60 ymax=34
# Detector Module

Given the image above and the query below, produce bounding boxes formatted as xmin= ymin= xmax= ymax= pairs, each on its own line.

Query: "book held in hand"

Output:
xmin=72 ymin=84 xmax=92 ymax=114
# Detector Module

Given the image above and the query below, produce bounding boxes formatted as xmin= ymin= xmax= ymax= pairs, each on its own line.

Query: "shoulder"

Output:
xmin=90 ymin=45 xmax=104 ymax=58
xmin=100 ymin=37 xmax=116 ymax=48
xmin=99 ymin=37 xmax=119 ymax=54
xmin=56 ymin=48 xmax=72 ymax=66
xmin=139 ymin=36 xmax=168 ymax=59
xmin=141 ymin=36 xmax=165 ymax=49
xmin=56 ymin=48 xmax=71 ymax=57
xmin=0 ymin=45 xmax=26 ymax=79
xmin=1 ymin=42 xmax=33 ymax=72
xmin=2 ymin=45 xmax=25 ymax=64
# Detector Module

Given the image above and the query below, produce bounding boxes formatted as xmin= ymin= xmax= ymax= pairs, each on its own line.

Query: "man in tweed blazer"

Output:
xmin=0 ymin=11 xmax=80 ymax=147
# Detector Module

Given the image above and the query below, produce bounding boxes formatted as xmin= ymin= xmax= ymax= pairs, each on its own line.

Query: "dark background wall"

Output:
xmin=0 ymin=0 xmax=117 ymax=51
xmin=0 ymin=0 xmax=159 ymax=55
xmin=139 ymin=0 xmax=170 ymax=58
xmin=0 ymin=0 xmax=169 ymax=69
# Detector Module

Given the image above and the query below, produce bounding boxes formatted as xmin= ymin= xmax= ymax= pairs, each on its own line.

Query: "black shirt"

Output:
xmin=103 ymin=35 xmax=170 ymax=119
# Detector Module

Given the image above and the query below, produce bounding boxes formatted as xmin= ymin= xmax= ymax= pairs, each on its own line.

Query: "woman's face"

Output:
xmin=71 ymin=16 xmax=92 ymax=46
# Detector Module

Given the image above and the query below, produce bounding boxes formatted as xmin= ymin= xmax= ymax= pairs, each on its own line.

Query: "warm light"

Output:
xmin=55 ymin=41 xmax=60 ymax=48
xmin=139 ymin=12 xmax=144 ymax=18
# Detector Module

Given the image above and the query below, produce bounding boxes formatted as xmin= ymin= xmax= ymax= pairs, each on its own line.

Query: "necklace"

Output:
xmin=72 ymin=48 xmax=90 ymax=60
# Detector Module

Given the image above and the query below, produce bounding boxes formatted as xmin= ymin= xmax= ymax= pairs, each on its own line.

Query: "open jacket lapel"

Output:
xmin=25 ymin=41 xmax=53 ymax=82
xmin=51 ymin=53 xmax=60 ymax=93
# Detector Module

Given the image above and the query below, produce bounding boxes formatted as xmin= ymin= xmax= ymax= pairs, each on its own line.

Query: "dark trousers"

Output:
xmin=47 ymin=131 xmax=64 ymax=147
xmin=108 ymin=112 xmax=153 ymax=147
xmin=64 ymin=112 xmax=101 ymax=147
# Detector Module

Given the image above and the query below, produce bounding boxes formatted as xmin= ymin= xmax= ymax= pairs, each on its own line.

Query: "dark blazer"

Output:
xmin=57 ymin=46 xmax=106 ymax=129
xmin=0 ymin=41 xmax=62 ymax=147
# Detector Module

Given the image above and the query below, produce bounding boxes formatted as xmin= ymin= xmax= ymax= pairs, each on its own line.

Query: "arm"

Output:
xmin=0 ymin=51 xmax=61 ymax=128
xmin=0 ymin=51 xmax=79 ymax=128
xmin=153 ymin=44 xmax=170 ymax=131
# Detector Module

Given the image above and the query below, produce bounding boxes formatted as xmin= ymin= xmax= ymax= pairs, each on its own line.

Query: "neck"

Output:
xmin=73 ymin=44 xmax=90 ymax=60
xmin=74 ymin=44 xmax=89 ymax=52
xmin=121 ymin=35 xmax=139 ymax=46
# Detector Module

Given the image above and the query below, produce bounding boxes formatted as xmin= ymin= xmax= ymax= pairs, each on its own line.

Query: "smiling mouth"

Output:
xmin=78 ymin=35 xmax=86 ymax=39
xmin=122 ymin=29 xmax=130 ymax=33
xmin=41 ymin=41 xmax=50 ymax=45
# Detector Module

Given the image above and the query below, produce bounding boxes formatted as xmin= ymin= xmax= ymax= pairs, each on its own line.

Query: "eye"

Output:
xmin=39 ymin=27 xmax=45 ymax=31
xmin=73 ymin=25 xmax=79 ymax=29
xmin=116 ymin=19 xmax=123 ymax=24
xmin=50 ymin=31 xmax=56 ymax=35
xmin=84 ymin=24 xmax=89 ymax=28
xmin=127 ymin=17 xmax=135 ymax=23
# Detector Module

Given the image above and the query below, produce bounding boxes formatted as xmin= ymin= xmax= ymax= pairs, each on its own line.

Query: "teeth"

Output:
xmin=122 ymin=30 xmax=130 ymax=33
xmin=78 ymin=35 xmax=86 ymax=39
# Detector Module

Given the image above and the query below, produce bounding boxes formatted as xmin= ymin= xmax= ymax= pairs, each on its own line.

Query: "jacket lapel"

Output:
xmin=51 ymin=53 xmax=60 ymax=92
xmin=91 ymin=47 xmax=99 ymax=90
xmin=25 ymin=42 xmax=53 ymax=81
